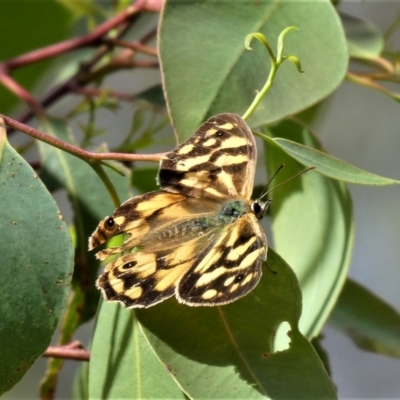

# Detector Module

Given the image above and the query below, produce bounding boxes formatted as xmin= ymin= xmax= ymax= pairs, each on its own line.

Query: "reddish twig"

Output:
xmin=70 ymin=85 xmax=136 ymax=102
xmin=43 ymin=341 xmax=90 ymax=362
xmin=85 ymin=51 xmax=159 ymax=83
xmin=0 ymin=70 xmax=44 ymax=113
xmin=105 ymin=38 xmax=158 ymax=56
xmin=2 ymin=115 xmax=165 ymax=162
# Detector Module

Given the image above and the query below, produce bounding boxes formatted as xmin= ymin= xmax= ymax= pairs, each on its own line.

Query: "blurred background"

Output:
xmin=4 ymin=1 xmax=400 ymax=399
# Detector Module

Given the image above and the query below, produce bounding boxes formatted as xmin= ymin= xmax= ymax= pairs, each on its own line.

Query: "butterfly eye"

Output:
xmin=251 ymin=200 xmax=271 ymax=220
xmin=105 ymin=217 xmax=115 ymax=229
xmin=251 ymin=202 xmax=263 ymax=219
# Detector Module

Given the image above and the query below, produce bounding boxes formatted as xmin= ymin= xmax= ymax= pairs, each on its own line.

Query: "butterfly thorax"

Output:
xmin=218 ymin=199 xmax=249 ymax=222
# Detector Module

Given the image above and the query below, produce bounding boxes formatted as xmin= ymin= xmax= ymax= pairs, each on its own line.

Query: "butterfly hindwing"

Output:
xmin=177 ymin=213 xmax=267 ymax=306
xmin=97 ymin=213 xmax=266 ymax=308
xmin=96 ymin=240 xmax=198 ymax=308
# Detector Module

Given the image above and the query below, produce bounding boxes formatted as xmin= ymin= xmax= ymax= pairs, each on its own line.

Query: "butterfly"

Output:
xmin=89 ymin=113 xmax=270 ymax=308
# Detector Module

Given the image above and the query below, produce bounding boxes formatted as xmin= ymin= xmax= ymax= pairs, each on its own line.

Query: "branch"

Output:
xmin=0 ymin=70 xmax=44 ymax=113
xmin=347 ymin=71 xmax=400 ymax=101
xmin=70 ymin=85 xmax=136 ymax=102
xmin=42 ymin=341 xmax=90 ymax=362
xmin=2 ymin=115 xmax=165 ymax=162
xmin=104 ymin=38 xmax=158 ymax=56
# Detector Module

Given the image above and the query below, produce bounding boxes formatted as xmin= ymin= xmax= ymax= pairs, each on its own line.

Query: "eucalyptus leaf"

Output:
xmin=0 ymin=128 xmax=73 ymax=395
xmin=341 ymin=13 xmax=384 ymax=59
xmin=329 ymin=279 xmax=400 ymax=359
xmin=136 ymin=250 xmax=336 ymax=399
xmin=160 ymin=0 xmax=348 ymax=140
xmin=131 ymin=167 xmax=159 ymax=193
xmin=72 ymin=361 xmax=89 ymax=400
xmin=265 ymin=119 xmax=353 ymax=339
xmin=272 ymin=136 xmax=400 ymax=185
xmin=90 ymin=250 xmax=336 ymax=399
xmin=39 ymin=117 xmax=130 ymax=325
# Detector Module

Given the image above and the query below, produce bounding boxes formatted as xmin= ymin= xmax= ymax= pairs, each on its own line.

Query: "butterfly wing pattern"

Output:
xmin=89 ymin=113 xmax=268 ymax=308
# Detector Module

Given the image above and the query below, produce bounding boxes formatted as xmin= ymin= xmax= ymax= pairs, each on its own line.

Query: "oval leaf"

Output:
xmin=160 ymin=0 xmax=348 ymax=140
xmin=0 ymin=125 xmax=73 ymax=395
xmin=265 ymin=119 xmax=354 ymax=339
xmin=341 ymin=13 xmax=384 ymax=59
xmin=135 ymin=251 xmax=336 ymax=399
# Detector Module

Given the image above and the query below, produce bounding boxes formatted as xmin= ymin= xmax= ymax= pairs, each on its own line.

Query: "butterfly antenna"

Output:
xmin=258 ymin=164 xmax=285 ymax=200
xmin=259 ymin=166 xmax=315 ymax=201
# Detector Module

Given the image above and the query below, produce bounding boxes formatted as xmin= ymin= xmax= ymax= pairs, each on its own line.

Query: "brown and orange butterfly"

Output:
xmin=89 ymin=113 xmax=270 ymax=308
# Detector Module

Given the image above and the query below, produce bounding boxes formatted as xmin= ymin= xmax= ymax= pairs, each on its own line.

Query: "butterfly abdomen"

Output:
xmin=157 ymin=218 xmax=210 ymax=240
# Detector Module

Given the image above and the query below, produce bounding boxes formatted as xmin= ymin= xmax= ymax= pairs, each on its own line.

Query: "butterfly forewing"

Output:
xmin=159 ymin=113 xmax=256 ymax=200
xmin=89 ymin=113 xmax=268 ymax=308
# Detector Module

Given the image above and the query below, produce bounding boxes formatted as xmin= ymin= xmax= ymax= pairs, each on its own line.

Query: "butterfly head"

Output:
xmin=252 ymin=164 xmax=316 ymax=220
xmin=251 ymin=199 xmax=272 ymax=220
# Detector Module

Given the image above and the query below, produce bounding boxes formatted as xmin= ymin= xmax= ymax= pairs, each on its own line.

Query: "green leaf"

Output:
xmin=89 ymin=301 xmax=187 ymax=399
xmin=329 ymin=279 xmax=400 ymax=359
xmin=272 ymin=136 xmax=400 ymax=185
xmin=341 ymin=13 xmax=384 ymax=59
xmin=0 ymin=1 xmax=72 ymax=114
xmin=0 ymin=128 xmax=73 ymax=395
xmin=265 ymin=119 xmax=354 ymax=339
xmin=136 ymin=251 xmax=336 ymax=399
xmin=72 ymin=361 xmax=89 ymax=400
xmin=160 ymin=0 xmax=348 ymax=140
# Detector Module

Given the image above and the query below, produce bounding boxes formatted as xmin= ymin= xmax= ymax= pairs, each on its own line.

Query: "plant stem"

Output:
xmin=2 ymin=115 xmax=165 ymax=163
xmin=90 ymin=163 xmax=122 ymax=208
xmin=42 ymin=341 xmax=90 ymax=362
xmin=242 ymin=28 xmax=301 ymax=121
